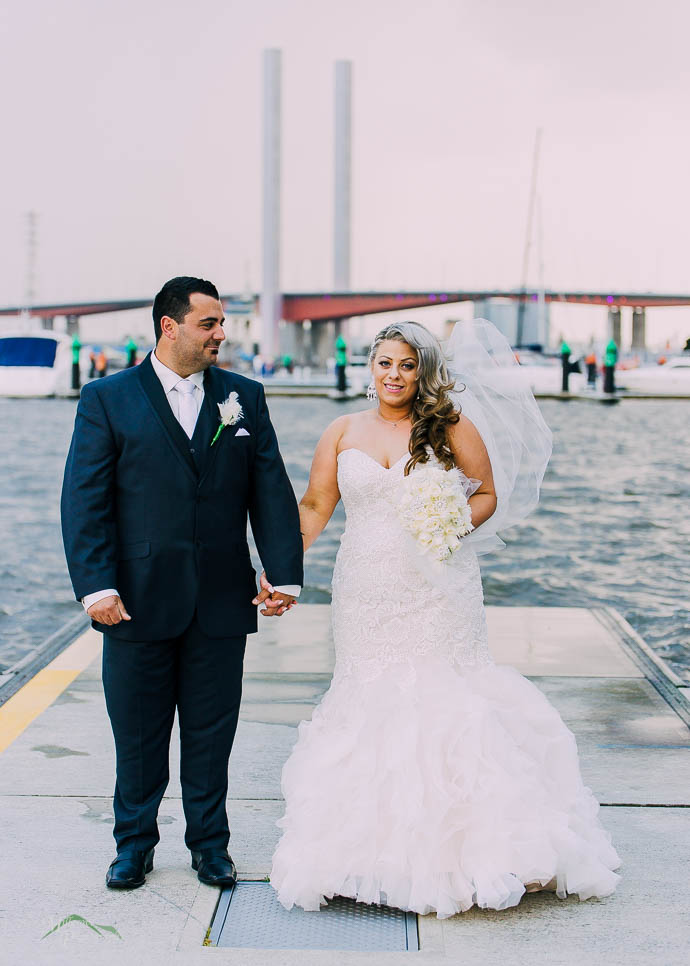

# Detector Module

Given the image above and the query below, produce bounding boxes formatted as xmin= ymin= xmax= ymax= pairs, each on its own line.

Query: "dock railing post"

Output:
xmin=560 ymin=341 xmax=571 ymax=392
xmin=335 ymin=333 xmax=348 ymax=393
xmin=126 ymin=337 xmax=137 ymax=368
xmin=71 ymin=335 xmax=81 ymax=391
xmin=603 ymin=339 xmax=617 ymax=394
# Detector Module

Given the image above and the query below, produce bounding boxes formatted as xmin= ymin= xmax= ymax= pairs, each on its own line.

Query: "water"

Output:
xmin=0 ymin=396 xmax=688 ymax=681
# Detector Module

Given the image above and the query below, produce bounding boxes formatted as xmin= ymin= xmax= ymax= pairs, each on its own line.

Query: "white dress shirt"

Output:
xmin=150 ymin=348 xmax=205 ymax=426
xmin=82 ymin=351 xmax=300 ymax=613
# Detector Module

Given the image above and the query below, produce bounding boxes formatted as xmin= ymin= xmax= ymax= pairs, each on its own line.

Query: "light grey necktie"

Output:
xmin=174 ymin=379 xmax=198 ymax=439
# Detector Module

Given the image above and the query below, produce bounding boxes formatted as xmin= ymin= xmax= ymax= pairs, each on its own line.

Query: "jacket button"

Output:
xmin=189 ymin=447 xmax=196 ymax=455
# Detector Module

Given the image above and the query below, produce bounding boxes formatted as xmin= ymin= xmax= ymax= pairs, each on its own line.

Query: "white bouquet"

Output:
xmin=398 ymin=463 xmax=475 ymax=562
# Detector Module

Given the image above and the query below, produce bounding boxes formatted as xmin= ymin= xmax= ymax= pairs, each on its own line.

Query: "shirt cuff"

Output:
xmin=82 ymin=589 xmax=119 ymax=613
xmin=272 ymin=584 xmax=301 ymax=598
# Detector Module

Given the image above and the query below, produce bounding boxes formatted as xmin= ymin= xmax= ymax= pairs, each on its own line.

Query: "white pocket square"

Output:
xmin=235 ymin=428 xmax=250 ymax=437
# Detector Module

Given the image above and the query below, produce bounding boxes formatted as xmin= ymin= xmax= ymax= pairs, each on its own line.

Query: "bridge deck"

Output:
xmin=2 ymin=289 xmax=690 ymax=320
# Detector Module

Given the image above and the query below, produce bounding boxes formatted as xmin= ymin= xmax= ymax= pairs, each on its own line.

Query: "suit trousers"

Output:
xmin=102 ymin=617 xmax=246 ymax=854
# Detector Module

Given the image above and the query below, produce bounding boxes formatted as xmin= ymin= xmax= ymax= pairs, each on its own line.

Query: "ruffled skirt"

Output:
xmin=270 ymin=658 xmax=621 ymax=918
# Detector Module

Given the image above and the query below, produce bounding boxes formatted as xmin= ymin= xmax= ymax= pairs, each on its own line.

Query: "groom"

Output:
xmin=61 ymin=276 xmax=303 ymax=889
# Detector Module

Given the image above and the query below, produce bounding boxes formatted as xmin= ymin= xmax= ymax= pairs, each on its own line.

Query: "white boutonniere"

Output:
xmin=210 ymin=392 xmax=244 ymax=446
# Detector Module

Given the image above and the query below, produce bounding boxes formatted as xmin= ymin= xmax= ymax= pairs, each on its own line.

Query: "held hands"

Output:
xmin=88 ymin=579 xmax=296 ymax=624
xmin=86 ymin=595 xmax=131 ymax=625
xmin=252 ymin=572 xmax=297 ymax=617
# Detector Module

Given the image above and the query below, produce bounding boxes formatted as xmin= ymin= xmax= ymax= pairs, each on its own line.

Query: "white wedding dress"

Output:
xmin=270 ymin=448 xmax=621 ymax=918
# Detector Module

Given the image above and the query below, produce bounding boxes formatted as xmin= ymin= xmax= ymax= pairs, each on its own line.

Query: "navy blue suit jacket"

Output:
xmin=61 ymin=353 xmax=303 ymax=640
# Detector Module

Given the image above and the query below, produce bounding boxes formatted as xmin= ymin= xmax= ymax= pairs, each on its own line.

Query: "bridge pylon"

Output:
xmin=632 ymin=307 xmax=646 ymax=350
xmin=260 ymin=48 xmax=282 ymax=361
xmin=607 ymin=306 xmax=622 ymax=347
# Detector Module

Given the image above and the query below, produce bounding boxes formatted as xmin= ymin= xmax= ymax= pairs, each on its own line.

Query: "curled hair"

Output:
xmin=369 ymin=321 xmax=460 ymax=474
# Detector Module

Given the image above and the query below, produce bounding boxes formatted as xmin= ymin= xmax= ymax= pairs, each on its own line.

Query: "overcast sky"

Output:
xmin=1 ymin=0 xmax=688 ymax=344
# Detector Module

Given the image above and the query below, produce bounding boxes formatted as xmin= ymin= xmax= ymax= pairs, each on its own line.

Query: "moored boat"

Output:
xmin=616 ymin=356 xmax=690 ymax=395
xmin=0 ymin=330 xmax=82 ymax=397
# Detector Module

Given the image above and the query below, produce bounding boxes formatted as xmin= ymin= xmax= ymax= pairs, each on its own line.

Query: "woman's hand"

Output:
xmin=253 ymin=572 xmax=298 ymax=617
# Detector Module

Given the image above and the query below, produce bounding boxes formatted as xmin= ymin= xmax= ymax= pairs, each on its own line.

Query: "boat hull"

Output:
xmin=0 ymin=332 xmax=78 ymax=397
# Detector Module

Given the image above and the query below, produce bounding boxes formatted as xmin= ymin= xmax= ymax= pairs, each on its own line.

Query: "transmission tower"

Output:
xmin=25 ymin=210 xmax=38 ymax=314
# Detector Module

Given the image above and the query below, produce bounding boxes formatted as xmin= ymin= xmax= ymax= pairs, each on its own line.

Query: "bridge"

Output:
xmin=2 ymin=290 xmax=689 ymax=322
xmin=1 ymin=289 xmax=687 ymax=350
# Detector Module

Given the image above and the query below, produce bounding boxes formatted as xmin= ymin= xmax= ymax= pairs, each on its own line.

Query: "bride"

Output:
xmin=269 ymin=319 xmax=621 ymax=918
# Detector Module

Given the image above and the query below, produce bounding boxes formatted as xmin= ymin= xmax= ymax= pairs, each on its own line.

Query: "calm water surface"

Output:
xmin=0 ymin=396 xmax=688 ymax=680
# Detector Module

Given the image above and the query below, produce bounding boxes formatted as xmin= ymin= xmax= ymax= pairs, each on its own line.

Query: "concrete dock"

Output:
xmin=0 ymin=605 xmax=688 ymax=965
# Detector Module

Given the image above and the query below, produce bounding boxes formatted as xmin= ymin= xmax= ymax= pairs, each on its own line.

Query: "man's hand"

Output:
xmin=252 ymin=572 xmax=297 ymax=617
xmin=86 ymin=595 xmax=132 ymax=625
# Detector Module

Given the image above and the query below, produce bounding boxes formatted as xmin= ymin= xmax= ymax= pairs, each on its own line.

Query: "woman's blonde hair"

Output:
xmin=369 ymin=321 xmax=460 ymax=474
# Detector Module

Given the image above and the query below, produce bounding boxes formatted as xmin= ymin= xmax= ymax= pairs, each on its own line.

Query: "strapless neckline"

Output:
xmin=337 ymin=448 xmax=408 ymax=472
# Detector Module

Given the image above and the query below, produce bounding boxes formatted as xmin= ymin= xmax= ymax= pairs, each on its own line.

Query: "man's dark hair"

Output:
xmin=152 ymin=276 xmax=220 ymax=341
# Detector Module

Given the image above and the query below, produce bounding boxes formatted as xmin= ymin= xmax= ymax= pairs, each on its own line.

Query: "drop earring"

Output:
xmin=367 ymin=382 xmax=378 ymax=402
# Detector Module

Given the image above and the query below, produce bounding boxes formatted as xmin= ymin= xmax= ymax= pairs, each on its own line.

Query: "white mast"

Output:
xmin=536 ymin=194 xmax=547 ymax=346
xmin=25 ymin=210 xmax=37 ymax=317
xmin=516 ymin=128 xmax=542 ymax=346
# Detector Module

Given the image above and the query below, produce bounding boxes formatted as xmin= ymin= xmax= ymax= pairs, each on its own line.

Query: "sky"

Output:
xmin=1 ymin=0 xmax=689 ymax=347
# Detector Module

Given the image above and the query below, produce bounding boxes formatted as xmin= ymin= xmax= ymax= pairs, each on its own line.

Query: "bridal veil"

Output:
xmin=444 ymin=318 xmax=553 ymax=555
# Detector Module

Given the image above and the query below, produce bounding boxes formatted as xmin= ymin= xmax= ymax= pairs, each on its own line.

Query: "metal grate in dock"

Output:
xmin=208 ymin=881 xmax=419 ymax=951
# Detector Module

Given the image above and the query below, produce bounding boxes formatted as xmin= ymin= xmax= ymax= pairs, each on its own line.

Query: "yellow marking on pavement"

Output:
xmin=0 ymin=628 xmax=101 ymax=754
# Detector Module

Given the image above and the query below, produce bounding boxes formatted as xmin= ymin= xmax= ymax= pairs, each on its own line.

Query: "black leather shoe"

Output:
xmin=191 ymin=849 xmax=237 ymax=886
xmin=106 ymin=848 xmax=154 ymax=889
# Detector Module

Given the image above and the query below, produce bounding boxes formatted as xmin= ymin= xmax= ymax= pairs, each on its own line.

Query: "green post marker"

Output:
xmin=125 ymin=337 xmax=138 ymax=368
xmin=335 ymin=334 xmax=347 ymax=393
xmin=71 ymin=335 xmax=82 ymax=391
xmin=604 ymin=340 xmax=618 ymax=367
xmin=560 ymin=341 xmax=572 ymax=393
xmin=603 ymin=340 xmax=618 ymax=394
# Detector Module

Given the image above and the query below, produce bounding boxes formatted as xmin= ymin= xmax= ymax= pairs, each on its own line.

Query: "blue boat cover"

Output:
xmin=0 ymin=337 xmax=58 ymax=367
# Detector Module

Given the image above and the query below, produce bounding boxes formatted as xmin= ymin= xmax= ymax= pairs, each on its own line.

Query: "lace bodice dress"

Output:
xmin=330 ymin=449 xmax=492 ymax=682
xmin=270 ymin=449 xmax=621 ymax=918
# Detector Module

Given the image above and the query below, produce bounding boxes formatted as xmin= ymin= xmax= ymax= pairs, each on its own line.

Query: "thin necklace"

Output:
xmin=376 ymin=407 xmax=411 ymax=428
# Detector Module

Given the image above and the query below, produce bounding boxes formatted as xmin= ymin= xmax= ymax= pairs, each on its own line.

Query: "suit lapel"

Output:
xmin=198 ymin=365 xmax=231 ymax=486
xmin=137 ymin=353 xmax=197 ymax=480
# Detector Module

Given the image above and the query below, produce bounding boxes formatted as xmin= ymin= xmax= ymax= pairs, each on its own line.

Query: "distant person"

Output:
xmin=88 ymin=350 xmax=97 ymax=379
xmin=585 ymin=351 xmax=597 ymax=387
xmin=95 ymin=350 xmax=108 ymax=378
xmin=61 ymin=276 xmax=302 ymax=891
xmin=270 ymin=318 xmax=621 ymax=916
xmin=335 ymin=333 xmax=347 ymax=392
